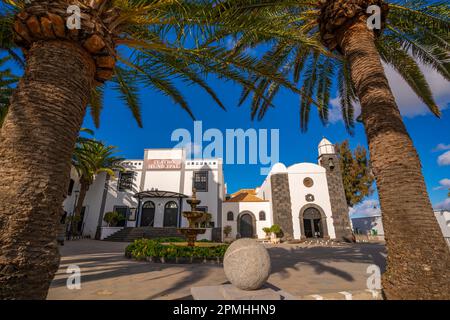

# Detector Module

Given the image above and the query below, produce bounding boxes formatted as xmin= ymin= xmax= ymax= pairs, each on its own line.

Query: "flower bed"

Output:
xmin=125 ymin=238 xmax=229 ymax=264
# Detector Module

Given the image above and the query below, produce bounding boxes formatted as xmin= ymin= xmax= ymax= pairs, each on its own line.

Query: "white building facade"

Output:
xmin=64 ymin=138 xmax=354 ymax=241
xmin=434 ymin=210 xmax=450 ymax=247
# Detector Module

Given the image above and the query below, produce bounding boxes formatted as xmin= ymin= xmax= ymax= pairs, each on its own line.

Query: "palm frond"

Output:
xmin=377 ymin=37 xmax=441 ymax=117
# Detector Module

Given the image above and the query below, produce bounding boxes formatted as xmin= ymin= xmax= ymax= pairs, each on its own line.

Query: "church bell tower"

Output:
xmin=318 ymin=138 xmax=353 ymax=241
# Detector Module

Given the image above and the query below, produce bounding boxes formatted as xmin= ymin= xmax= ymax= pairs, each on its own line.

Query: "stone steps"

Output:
xmin=103 ymin=227 xmax=184 ymax=242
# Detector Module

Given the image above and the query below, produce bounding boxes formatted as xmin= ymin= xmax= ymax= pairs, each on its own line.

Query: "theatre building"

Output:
xmin=63 ymin=138 xmax=353 ymax=242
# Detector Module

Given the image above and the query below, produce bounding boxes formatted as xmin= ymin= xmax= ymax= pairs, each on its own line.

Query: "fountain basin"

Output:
xmin=182 ymin=211 xmax=210 ymax=226
xmin=178 ymin=228 xmax=206 ymax=247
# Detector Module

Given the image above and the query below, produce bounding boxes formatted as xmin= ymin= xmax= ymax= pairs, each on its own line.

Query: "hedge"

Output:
xmin=125 ymin=238 xmax=228 ymax=261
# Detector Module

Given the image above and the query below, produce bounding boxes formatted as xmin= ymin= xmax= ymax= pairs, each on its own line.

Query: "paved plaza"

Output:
xmin=47 ymin=240 xmax=386 ymax=300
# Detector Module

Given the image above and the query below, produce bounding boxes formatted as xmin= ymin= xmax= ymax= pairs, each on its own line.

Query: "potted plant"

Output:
xmin=263 ymin=227 xmax=271 ymax=240
xmin=223 ymin=225 xmax=233 ymax=243
xmin=270 ymin=224 xmax=282 ymax=243
xmin=103 ymin=211 xmax=125 ymax=227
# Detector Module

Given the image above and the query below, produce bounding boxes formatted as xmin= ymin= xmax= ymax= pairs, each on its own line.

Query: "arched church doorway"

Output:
xmin=140 ymin=201 xmax=155 ymax=227
xmin=300 ymin=205 xmax=329 ymax=239
xmin=237 ymin=212 xmax=256 ymax=238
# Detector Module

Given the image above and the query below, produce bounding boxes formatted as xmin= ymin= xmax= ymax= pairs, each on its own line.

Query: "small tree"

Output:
xmin=72 ymin=139 xmax=124 ymax=235
xmin=103 ymin=211 xmax=125 ymax=227
xmin=335 ymin=140 xmax=375 ymax=207
xmin=223 ymin=226 xmax=232 ymax=237
xmin=270 ymin=225 xmax=282 ymax=237
xmin=262 ymin=227 xmax=271 ymax=237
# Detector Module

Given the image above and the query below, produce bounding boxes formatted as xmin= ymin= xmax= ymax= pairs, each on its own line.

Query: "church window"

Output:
xmin=259 ymin=211 xmax=266 ymax=221
xmin=303 ymin=177 xmax=314 ymax=188
xmin=227 ymin=211 xmax=234 ymax=221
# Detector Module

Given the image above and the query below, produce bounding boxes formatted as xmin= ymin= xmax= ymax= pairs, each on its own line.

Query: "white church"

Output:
xmin=63 ymin=138 xmax=353 ymax=242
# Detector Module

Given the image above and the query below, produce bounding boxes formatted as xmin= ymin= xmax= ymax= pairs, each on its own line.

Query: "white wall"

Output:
xmin=434 ymin=210 xmax=450 ymax=238
xmin=62 ymin=169 xmax=109 ymax=238
xmin=183 ymin=159 xmax=223 ymax=229
xmin=222 ymin=201 xmax=272 ymax=239
xmin=351 ymin=216 xmax=385 ymax=237
xmin=287 ymin=163 xmax=336 ymax=239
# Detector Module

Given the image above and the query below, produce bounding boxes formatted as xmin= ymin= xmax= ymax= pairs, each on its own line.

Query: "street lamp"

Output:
xmin=68 ymin=190 xmax=80 ymax=239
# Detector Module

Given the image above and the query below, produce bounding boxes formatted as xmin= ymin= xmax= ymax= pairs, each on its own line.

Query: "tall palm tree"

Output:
xmin=71 ymin=139 xmax=124 ymax=236
xmin=205 ymin=0 xmax=450 ymax=299
xmin=0 ymin=0 xmax=300 ymax=299
xmin=0 ymin=56 xmax=18 ymax=126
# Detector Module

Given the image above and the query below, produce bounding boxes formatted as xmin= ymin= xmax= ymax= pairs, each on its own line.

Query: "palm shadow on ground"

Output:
xmin=49 ymin=241 xmax=386 ymax=299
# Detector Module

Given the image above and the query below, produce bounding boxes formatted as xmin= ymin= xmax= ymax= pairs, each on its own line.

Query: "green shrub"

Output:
xmin=155 ymin=237 xmax=185 ymax=243
xmin=125 ymin=239 xmax=229 ymax=261
xmin=270 ymin=224 xmax=282 ymax=236
xmin=223 ymin=225 xmax=232 ymax=237
xmin=262 ymin=227 xmax=271 ymax=235
xmin=104 ymin=211 xmax=125 ymax=227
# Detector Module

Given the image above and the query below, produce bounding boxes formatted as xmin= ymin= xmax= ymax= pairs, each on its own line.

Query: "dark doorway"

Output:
xmin=164 ymin=201 xmax=178 ymax=227
xmin=113 ymin=206 xmax=128 ymax=227
xmin=303 ymin=207 xmax=323 ymax=238
xmin=239 ymin=213 xmax=254 ymax=238
xmin=303 ymin=218 xmax=313 ymax=238
xmin=141 ymin=201 xmax=155 ymax=227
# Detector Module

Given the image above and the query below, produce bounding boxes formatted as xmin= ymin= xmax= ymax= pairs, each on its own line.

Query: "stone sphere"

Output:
xmin=223 ymin=238 xmax=271 ymax=290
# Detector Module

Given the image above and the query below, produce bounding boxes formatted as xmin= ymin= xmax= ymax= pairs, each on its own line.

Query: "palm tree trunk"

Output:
xmin=72 ymin=179 xmax=89 ymax=236
xmin=0 ymin=40 xmax=95 ymax=299
xmin=337 ymin=19 xmax=450 ymax=299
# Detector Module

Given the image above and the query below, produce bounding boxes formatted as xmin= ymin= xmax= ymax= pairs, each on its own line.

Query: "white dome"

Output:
xmin=287 ymin=162 xmax=326 ymax=174
xmin=318 ymin=137 xmax=335 ymax=156
xmin=268 ymin=162 xmax=287 ymax=175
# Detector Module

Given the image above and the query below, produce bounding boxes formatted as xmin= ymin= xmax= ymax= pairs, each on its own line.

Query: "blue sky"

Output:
xmin=81 ymin=62 xmax=450 ymax=215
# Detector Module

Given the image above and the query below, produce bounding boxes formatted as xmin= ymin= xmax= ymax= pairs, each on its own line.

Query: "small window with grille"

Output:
xmin=193 ymin=171 xmax=208 ymax=192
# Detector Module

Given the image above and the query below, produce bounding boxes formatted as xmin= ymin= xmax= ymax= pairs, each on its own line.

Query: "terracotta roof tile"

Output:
xmin=225 ymin=189 xmax=267 ymax=202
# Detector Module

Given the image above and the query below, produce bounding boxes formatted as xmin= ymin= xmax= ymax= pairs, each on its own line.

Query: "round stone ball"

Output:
xmin=223 ymin=238 xmax=271 ymax=290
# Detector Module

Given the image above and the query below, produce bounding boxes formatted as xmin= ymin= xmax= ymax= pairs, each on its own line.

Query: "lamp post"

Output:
xmin=69 ymin=190 xmax=80 ymax=240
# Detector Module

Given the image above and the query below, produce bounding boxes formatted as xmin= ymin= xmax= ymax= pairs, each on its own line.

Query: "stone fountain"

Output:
xmin=178 ymin=188 xmax=210 ymax=246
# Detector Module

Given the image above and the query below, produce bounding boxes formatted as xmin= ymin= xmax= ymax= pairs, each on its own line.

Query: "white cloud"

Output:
xmin=438 ymin=151 xmax=450 ymax=166
xmin=434 ymin=178 xmax=450 ymax=190
xmin=349 ymin=199 xmax=381 ymax=218
xmin=384 ymin=63 xmax=450 ymax=118
xmin=433 ymin=143 xmax=450 ymax=152
xmin=434 ymin=198 xmax=450 ymax=211
xmin=329 ymin=62 xmax=450 ymax=124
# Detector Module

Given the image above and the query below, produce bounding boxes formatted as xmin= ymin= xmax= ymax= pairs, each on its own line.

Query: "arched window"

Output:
xmin=227 ymin=211 xmax=234 ymax=221
xmin=259 ymin=211 xmax=266 ymax=221
xmin=143 ymin=201 xmax=155 ymax=209
xmin=164 ymin=201 xmax=178 ymax=227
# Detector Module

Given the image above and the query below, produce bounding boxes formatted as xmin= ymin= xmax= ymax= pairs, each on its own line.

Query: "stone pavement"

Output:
xmin=47 ymin=240 xmax=386 ymax=300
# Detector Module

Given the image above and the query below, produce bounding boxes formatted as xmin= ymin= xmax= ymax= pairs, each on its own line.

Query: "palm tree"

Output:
xmin=205 ymin=0 xmax=450 ymax=299
xmin=70 ymin=139 xmax=124 ymax=236
xmin=0 ymin=0 xmax=300 ymax=299
xmin=0 ymin=56 xmax=18 ymax=126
